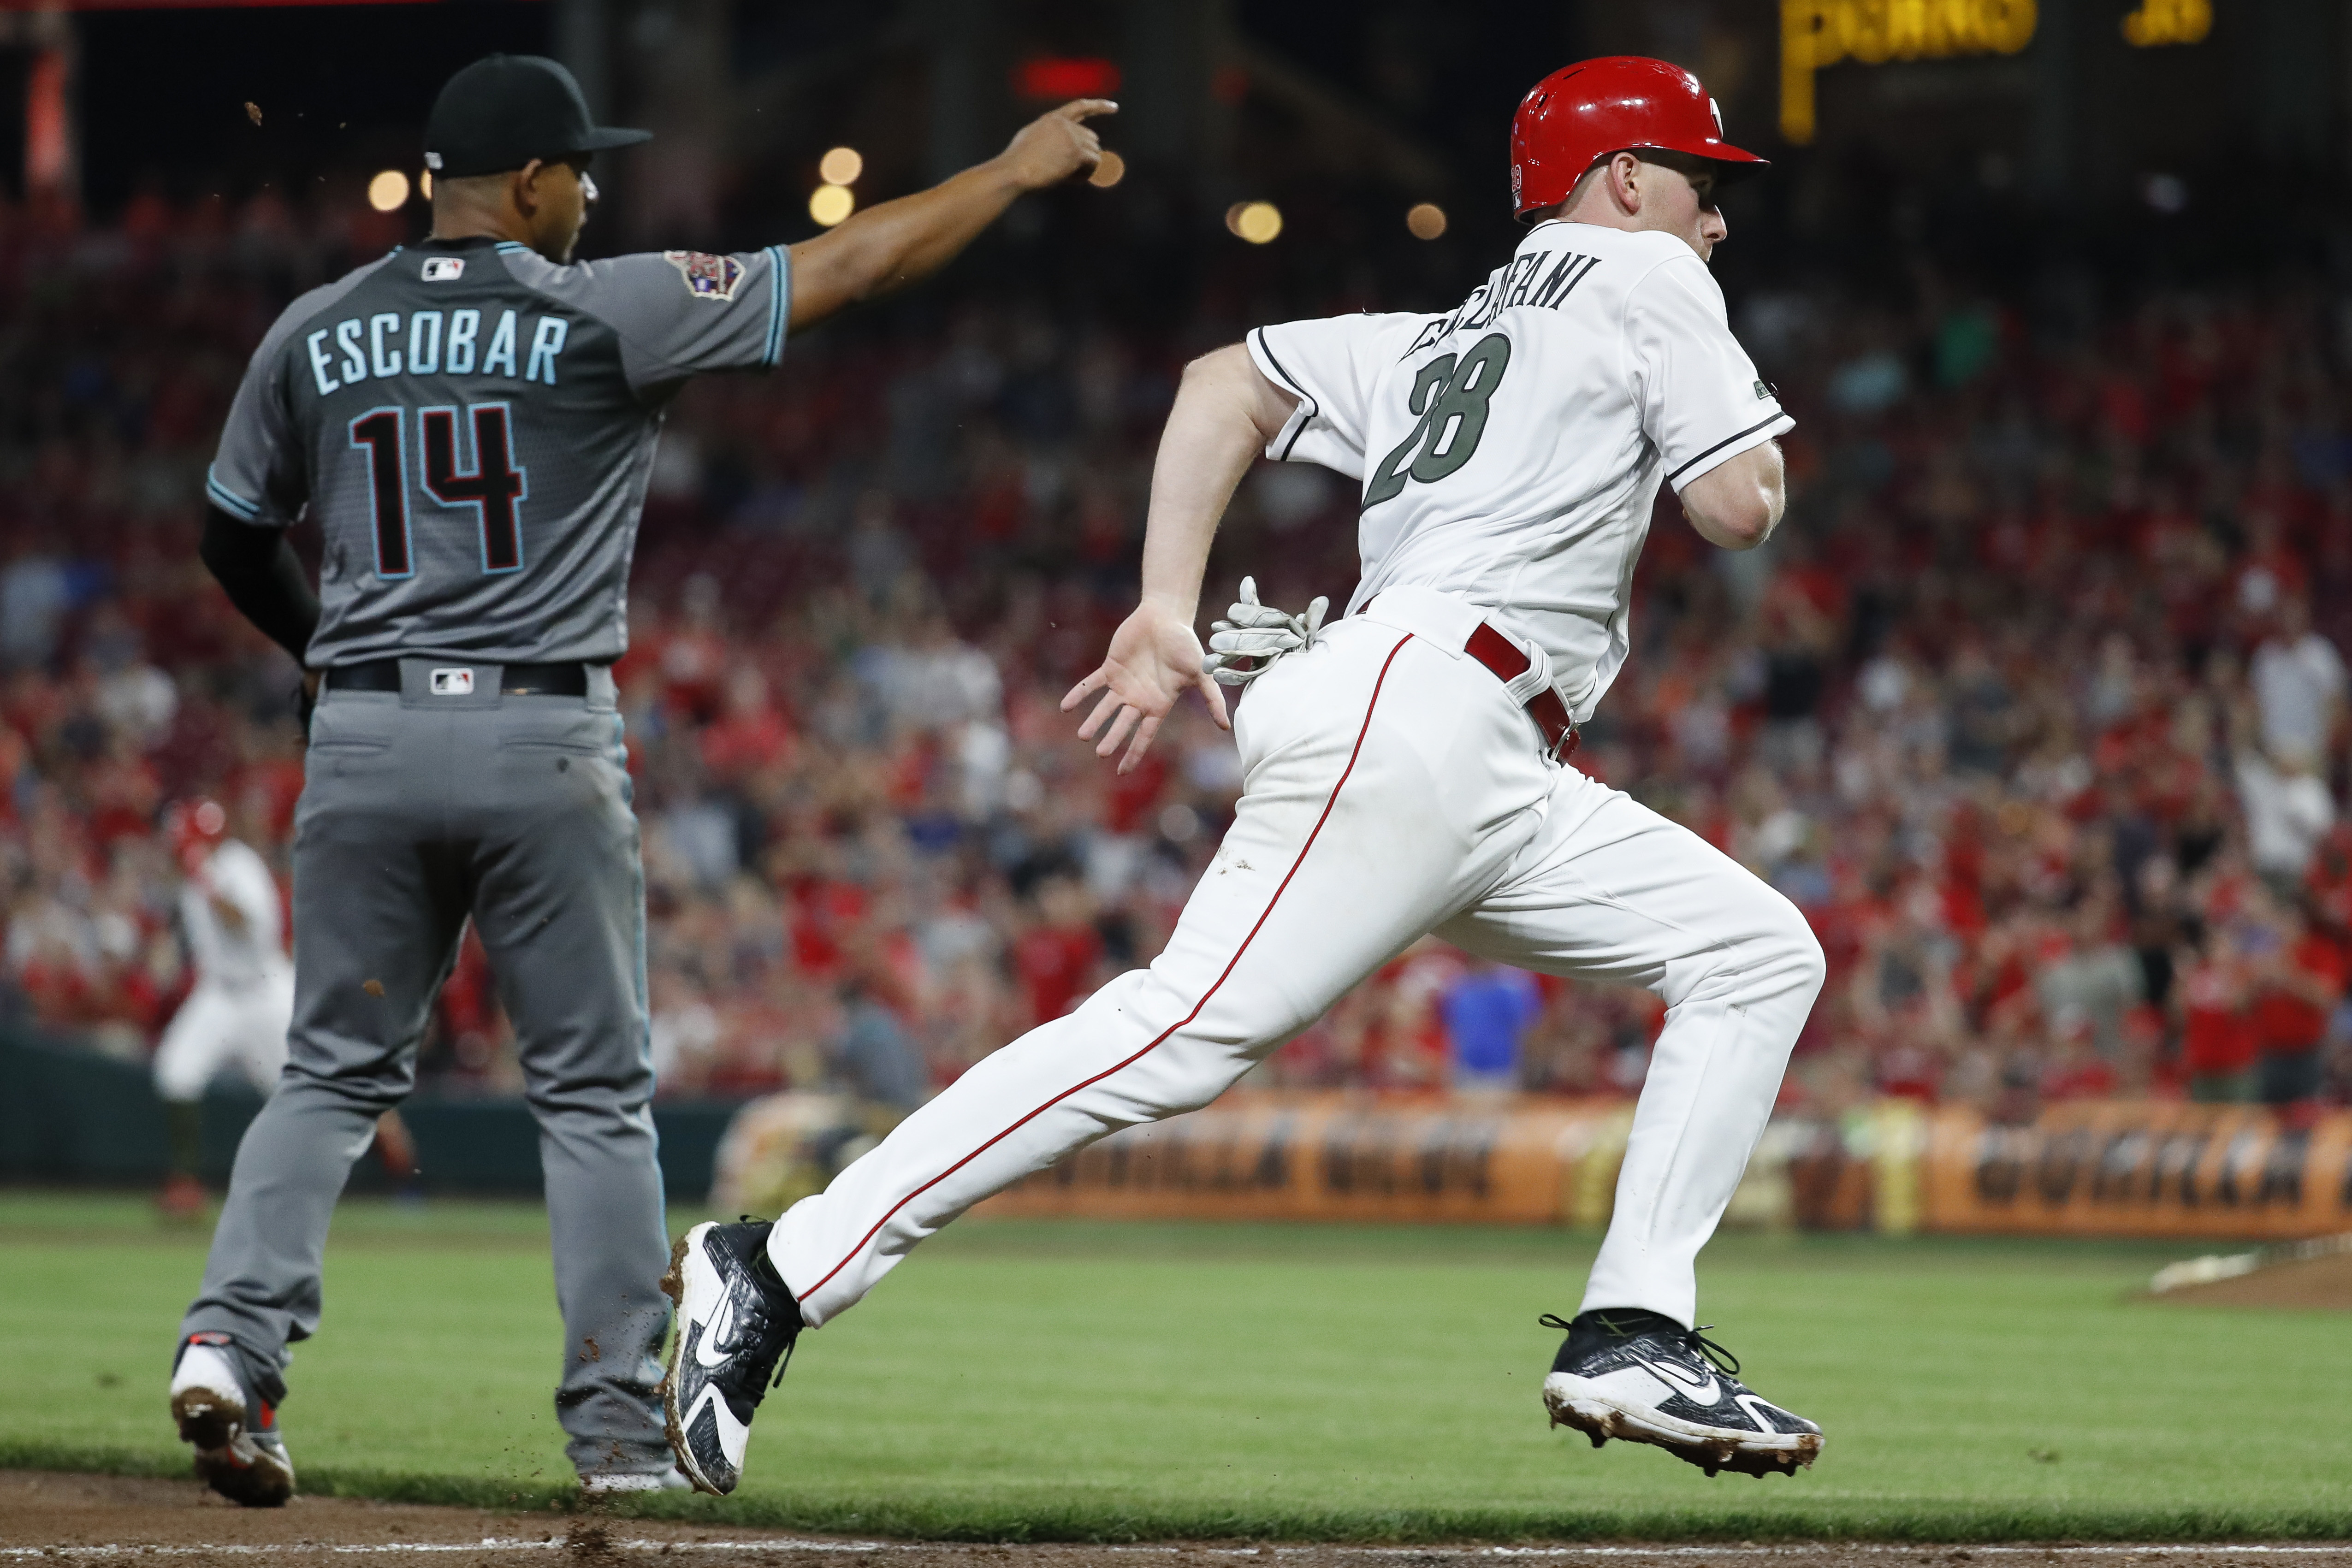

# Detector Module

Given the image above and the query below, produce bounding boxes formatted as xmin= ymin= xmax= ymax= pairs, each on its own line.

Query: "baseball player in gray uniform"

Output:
xmin=168 ymin=52 xmax=1112 ymax=1506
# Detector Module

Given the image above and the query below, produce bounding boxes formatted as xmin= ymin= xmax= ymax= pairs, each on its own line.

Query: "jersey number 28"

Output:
xmin=347 ymin=403 xmax=529 ymax=580
xmin=1363 ymin=332 xmax=1512 ymax=508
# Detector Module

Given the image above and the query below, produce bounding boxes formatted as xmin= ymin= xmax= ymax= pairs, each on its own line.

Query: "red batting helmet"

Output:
xmin=165 ymin=798 xmax=227 ymax=867
xmin=1510 ymin=56 xmax=1767 ymax=219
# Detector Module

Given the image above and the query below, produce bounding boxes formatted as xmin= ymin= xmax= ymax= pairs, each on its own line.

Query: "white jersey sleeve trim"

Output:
xmin=1665 ymin=409 xmax=1794 ymax=488
xmin=1246 ymin=327 xmax=1318 ymax=461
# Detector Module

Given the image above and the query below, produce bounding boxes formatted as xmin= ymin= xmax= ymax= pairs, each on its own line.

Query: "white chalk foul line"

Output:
xmin=4 ymin=1545 xmax=2350 ymax=1560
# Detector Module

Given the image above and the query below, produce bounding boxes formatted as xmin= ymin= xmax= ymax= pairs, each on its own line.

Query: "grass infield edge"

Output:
xmin=5 ymin=1441 xmax=2348 ymax=1545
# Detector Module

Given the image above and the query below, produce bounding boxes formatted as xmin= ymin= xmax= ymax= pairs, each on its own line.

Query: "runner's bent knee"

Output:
xmin=153 ymin=1045 xmax=212 ymax=1103
xmin=1664 ymin=881 xmax=1824 ymax=1012
xmin=1779 ymin=913 xmax=1828 ymax=1000
xmin=1715 ymin=908 xmax=1825 ymax=1027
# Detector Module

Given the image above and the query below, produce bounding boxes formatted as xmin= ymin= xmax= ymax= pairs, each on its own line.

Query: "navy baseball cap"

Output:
xmin=424 ymin=54 xmax=652 ymax=178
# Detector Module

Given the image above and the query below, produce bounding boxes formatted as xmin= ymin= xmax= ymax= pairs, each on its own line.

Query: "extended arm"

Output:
xmin=788 ymin=101 xmax=1113 ymax=332
xmin=1061 ymin=343 xmax=1300 ymax=771
xmin=1679 ymin=440 xmax=1784 ymax=550
xmin=199 ymin=507 xmax=320 ymax=666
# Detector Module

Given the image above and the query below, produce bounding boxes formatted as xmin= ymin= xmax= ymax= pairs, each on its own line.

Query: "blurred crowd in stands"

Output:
xmin=6 ymin=192 xmax=2352 ymax=1124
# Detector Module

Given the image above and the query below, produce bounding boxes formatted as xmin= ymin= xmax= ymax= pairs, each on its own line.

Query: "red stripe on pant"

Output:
xmin=799 ymin=633 xmax=1416 ymax=1301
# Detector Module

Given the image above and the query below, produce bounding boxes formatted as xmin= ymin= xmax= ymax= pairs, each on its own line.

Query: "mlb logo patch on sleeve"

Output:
xmin=422 ymin=257 xmax=465 ymax=282
xmin=664 ymin=250 xmax=746 ymax=302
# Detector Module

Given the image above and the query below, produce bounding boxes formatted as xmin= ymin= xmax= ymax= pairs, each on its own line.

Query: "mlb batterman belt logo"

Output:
xmin=663 ymin=250 xmax=746 ymax=302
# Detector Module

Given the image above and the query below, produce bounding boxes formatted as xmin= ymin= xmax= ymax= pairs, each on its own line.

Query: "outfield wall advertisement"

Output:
xmin=962 ymin=1094 xmax=2352 ymax=1240
xmin=1921 ymin=1101 xmax=2352 ymax=1241
xmin=979 ymin=1097 xmax=1633 ymax=1227
xmin=697 ymin=1087 xmax=2352 ymax=1240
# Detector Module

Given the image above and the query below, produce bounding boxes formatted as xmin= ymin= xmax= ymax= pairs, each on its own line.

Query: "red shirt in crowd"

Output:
xmin=2251 ymin=932 xmax=2345 ymax=1056
xmin=1013 ymin=922 xmax=1101 ymax=1026
xmin=2179 ymin=958 xmax=2255 ymax=1077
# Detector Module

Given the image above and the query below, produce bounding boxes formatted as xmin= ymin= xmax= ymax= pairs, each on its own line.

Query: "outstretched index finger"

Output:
xmin=1057 ymin=98 xmax=1120 ymax=123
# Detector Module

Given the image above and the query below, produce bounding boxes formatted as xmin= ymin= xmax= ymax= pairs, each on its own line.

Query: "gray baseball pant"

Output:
xmin=179 ymin=663 xmax=674 ymax=1479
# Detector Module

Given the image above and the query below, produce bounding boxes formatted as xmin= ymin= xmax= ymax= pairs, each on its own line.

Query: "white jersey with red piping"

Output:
xmin=1246 ymin=219 xmax=1789 ymax=723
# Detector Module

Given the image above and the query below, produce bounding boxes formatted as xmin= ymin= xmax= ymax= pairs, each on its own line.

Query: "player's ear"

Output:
xmin=1608 ymin=153 xmax=1643 ymax=215
xmin=512 ymin=159 xmax=547 ymax=219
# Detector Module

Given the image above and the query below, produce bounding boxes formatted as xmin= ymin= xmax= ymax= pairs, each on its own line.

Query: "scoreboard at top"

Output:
xmin=1778 ymin=0 xmax=2214 ymax=145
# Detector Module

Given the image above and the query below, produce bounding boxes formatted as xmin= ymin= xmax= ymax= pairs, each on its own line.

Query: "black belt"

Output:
xmin=326 ymin=659 xmax=593 ymax=697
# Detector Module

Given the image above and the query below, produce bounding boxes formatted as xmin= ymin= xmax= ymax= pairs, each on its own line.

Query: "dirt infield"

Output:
xmin=2148 ymin=1250 xmax=2352 ymax=1312
xmin=5 ymin=1474 xmax=2351 ymax=1568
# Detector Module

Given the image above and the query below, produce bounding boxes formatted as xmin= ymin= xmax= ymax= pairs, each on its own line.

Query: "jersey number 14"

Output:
xmin=347 ymin=403 xmax=530 ymax=580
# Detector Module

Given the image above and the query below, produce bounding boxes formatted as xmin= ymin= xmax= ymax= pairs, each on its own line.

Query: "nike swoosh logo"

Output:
xmin=693 ymin=1296 xmax=737 ymax=1369
xmin=1631 ymin=1352 xmax=1719 ymax=1407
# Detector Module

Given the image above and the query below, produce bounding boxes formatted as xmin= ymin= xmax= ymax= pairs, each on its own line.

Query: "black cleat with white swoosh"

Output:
xmin=1540 ymin=1309 xmax=1822 ymax=1477
xmin=658 ymin=1219 xmax=805 ymax=1496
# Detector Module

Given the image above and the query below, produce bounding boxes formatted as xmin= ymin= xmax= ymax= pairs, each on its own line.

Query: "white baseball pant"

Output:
xmin=153 ymin=973 xmax=294 ymax=1103
xmin=769 ymin=587 xmax=1825 ymax=1329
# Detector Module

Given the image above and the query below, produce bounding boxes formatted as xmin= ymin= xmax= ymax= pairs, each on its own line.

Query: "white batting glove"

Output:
xmin=1202 ymin=576 xmax=1328 ymax=687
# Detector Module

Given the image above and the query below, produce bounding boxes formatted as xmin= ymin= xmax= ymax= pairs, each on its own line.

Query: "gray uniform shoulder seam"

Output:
xmin=499 ymin=247 xmax=665 ymax=396
xmin=496 ymin=244 xmax=789 ymax=388
xmin=494 ymin=245 xmax=625 ymax=329
xmin=207 ymin=253 xmax=399 ymax=521
xmin=275 ymin=252 xmax=405 ymax=348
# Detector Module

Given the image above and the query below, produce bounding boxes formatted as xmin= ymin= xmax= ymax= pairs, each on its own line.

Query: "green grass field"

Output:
xmin=2 ymin=1190 xmax=2347 ymax=1542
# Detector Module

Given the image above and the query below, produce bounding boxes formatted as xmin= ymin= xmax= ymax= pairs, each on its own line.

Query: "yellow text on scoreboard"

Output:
xmin=1780 ymin=0 xmax=2038 ymax=145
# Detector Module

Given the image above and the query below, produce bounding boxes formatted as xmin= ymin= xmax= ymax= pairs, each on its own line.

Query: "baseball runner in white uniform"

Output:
xmin=152 ymin=799 xmax=421 ymax=1218
xmin=664 ymin=57 xmax=1828 ymax=1493
xmin=154 ymin=803 xmax=295 ymax=1174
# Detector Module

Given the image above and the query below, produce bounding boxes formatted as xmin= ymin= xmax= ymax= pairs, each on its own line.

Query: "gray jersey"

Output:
xmin=206 ymin=236 xmax=788 ymax=667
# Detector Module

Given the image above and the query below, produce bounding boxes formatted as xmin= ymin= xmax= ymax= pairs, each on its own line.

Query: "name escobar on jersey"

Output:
xmin=302 ymin=308 xmax=573 ymax=396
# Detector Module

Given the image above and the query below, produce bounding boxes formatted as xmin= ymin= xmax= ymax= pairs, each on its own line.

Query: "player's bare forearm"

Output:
xmin=1060 ymin=345 xmax=1298 ymax=772
xmin=787 ymin=100 xmax=1114 ymax=331
xmin=785 ymin=166 xmax=1023 ymax=327
xmin=1680 ymin=440 xmax=1785 ymax=550
xmin=1137 ymin=346 xmax=1298 ymax=617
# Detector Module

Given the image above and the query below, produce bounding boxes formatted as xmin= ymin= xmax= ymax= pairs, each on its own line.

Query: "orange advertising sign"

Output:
xmin=980 ymin=1094 xmax=1634 ymax=1226
xmin=717 ymin=1088 xmax=2352 ymax=1241
xmin=1922 ymin=1101 xmax=2352 ymax=1241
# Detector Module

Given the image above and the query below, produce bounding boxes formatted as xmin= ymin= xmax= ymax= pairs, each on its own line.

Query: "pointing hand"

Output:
xmin=1000 ymin=100 xmax=1118 ymax=191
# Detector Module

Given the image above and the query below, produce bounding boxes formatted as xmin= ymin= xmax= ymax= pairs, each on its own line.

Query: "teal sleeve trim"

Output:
xmin=762 ymin=245 xmax=788 ymax=367
xmin=205 ymin=466 xmax=265 ymax=521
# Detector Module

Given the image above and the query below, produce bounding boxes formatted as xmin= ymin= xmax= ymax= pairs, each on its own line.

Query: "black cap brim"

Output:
xmin=569 ymin=126 xmax=653 ymax=154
